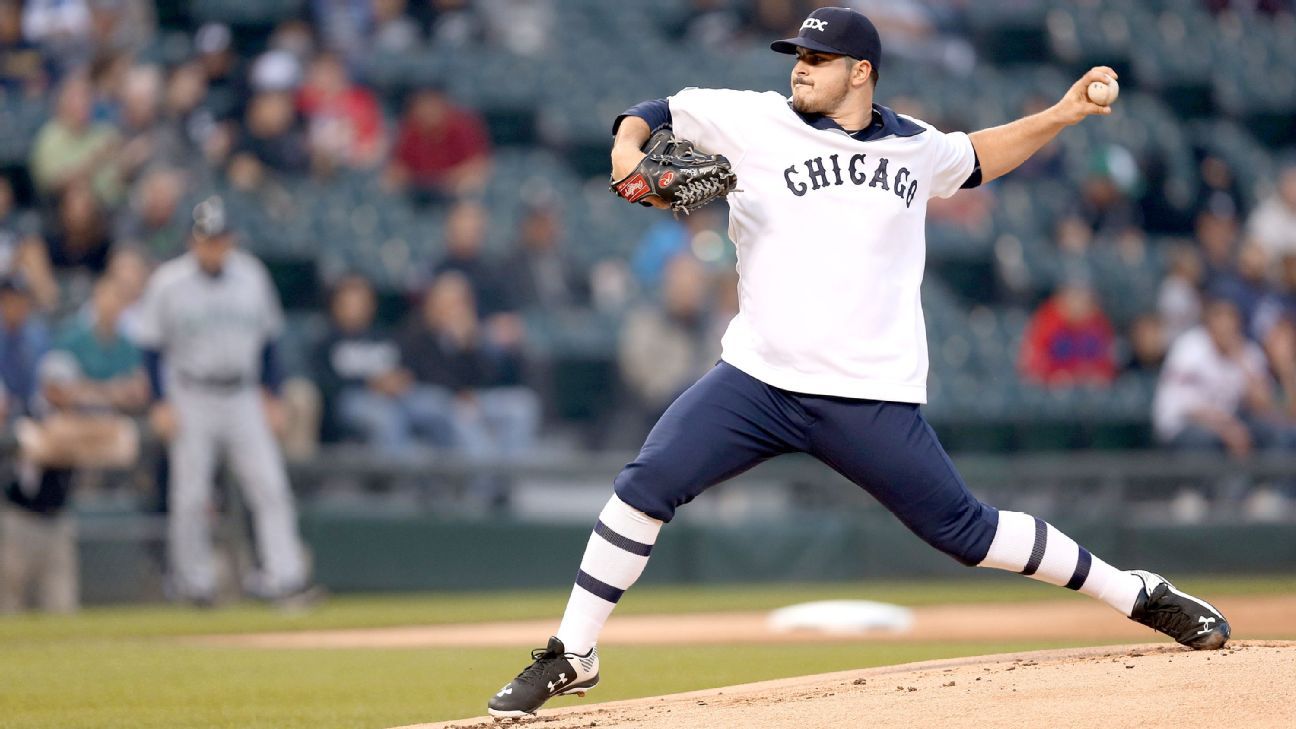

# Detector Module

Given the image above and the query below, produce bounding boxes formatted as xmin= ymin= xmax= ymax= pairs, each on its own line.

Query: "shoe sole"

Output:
xmin=487 ymin=680 xmax=598 ymax=719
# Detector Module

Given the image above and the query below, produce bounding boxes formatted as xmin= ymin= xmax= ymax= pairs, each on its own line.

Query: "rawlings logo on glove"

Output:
xmin=610 ymin=129 xmax=738 ymax=215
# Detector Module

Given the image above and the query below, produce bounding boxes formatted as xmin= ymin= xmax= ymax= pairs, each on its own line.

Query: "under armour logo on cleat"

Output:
xmin=1196 ymin=616 xmax=1217 ymax=635
xmin=496 ymin=686 xmax=512 ymax=697
xmin=547 ymin=674 xmax=568 ymax=692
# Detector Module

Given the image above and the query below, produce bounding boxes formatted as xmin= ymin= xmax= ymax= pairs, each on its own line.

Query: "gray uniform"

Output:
xmin=135 ymin=249 xmax=307 ymax=599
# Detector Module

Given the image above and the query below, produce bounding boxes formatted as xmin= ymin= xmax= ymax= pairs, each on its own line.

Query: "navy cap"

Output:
xmin=770 ymin=7 xmax=882 ymax=71
xmin=191 ymin=195 xmax=232 ymax=238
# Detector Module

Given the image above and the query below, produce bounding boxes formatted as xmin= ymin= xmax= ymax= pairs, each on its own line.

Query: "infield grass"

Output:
xmin=0 ymin=576 xmax=1290 ymax=729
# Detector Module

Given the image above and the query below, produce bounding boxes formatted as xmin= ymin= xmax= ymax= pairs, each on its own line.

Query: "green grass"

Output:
xmin=0 ymin=576 xmax=1291 ymax=729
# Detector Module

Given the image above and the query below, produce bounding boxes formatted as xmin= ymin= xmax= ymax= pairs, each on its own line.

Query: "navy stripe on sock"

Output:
xmin=1065 ymin=547 xmax=1093 ymax=590
xmin=575 ymin=570 xmax=625 ymax=604
xmin=1021 ymin=518 xmax=1048 ymax=576
xmin=594 ymin=520 xmax=653 ymax=557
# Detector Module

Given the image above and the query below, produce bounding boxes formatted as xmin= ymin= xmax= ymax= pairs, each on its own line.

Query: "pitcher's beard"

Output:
xmin=791 ymin=84 xmax=848 ymax=115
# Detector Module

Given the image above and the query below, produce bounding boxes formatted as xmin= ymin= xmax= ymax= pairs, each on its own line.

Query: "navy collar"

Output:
xmin=791 ymin=102 xmax=925 ymax=142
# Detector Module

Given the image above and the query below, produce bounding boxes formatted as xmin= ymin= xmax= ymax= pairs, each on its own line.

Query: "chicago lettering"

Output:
xmin=784 ymin=154 xmax=919 ymax=207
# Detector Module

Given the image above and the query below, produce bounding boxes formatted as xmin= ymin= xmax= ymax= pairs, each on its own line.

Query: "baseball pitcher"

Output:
xmin=487 ymin=8 xmax=1229 ymax=718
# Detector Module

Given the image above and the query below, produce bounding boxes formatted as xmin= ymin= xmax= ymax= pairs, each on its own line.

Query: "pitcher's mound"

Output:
xmin=398 ymin=641 xmax=1295 ymax=729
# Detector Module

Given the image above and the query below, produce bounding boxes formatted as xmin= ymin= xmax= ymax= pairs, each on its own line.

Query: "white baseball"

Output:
xmin=1086 ymin=78 xmax=1119 ymax=106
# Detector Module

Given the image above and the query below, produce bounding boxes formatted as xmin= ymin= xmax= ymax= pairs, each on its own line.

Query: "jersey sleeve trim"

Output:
xmin=613 ymin=98 xmax=671 ymax=136
xmin=960 ymin=146 xmax=983 ymax=189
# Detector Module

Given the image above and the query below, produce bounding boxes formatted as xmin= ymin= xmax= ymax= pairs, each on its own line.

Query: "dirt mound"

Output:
xmin=398 ymin=641 xmax=1295 ymax=729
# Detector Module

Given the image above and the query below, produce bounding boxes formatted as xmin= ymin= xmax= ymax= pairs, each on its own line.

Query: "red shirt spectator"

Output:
xmin=1020 ymin=282 xmax=1116 ymax=386
xmin=297 ymin=53 xmax=384 ymax=167
xmin=388 ymin=87 xmax=491 ymax=196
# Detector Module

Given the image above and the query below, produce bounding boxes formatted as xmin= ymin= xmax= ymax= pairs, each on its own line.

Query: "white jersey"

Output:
xmin=133 ymin=249 xmax=284 ymax=384
xmin=668 ymin=88 xmax=977 ymax=402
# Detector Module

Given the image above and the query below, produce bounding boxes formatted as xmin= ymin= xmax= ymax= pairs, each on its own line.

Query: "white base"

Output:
xmin=767 ymin=600 xmax=914 ymax=635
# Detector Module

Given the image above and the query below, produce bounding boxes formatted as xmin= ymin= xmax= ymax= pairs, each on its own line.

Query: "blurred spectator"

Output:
xmin=386 ymin=87 xmax=492 ymax=202
xmin=1192 ymin=154 xmax=1243 ymax=221
xmin=0 ymin=178 xmax=58 ymax=312
xmin=158 ymin=61 xmax=217 ymax=163
xmin=0 ymin=0 xmax=51 ymax=96
xmin=399 ymin=272 xmax=540 ymax=461
xmin=313 ymin=274 xmax=450 ymax=453
xmin=477 ymin=0 xmax=554 ymax=56
xmin=1153 ymin=298 xmax=1295 ymax=456
xmin=193 ymin=23 xmax=246 ymax=121
xmin=1207 ymin=242 xmax=1270 ymax=337
xmin=500 ymin=205 xmax=589 ymax=312
xmin=1 ymin=275 xmax=144 ymax=615
xmin=1247 ymin=162 xmax=1296 ymax=260
xmin=1122 ymin=313 xmax=1168 ymax=374
xmin=412 ymin=0 xmax=486 ymax=48
xmin=250 ymin=48 xmax=303 ymax=94
xmin=631 ymin=206 xmax=725 ymax=288
xmin=1262 ymin=316 xmax=1296 ymax=416
xmin=1019 ymin=280 xmax=1116 ymax=387
xmin=45 ymin=181 xmax=112 ymax=274
xmin=431 ymin=201 xmax=512 ymax=317
xmin=1193 ymin=209 xmax=1240 ymax=286
xmin=1158 ymin=244 xmax=1205 ymax=342
xmin=1054 ymin=212 xmax=1094 ymax=258
xmin=619 ymin=254 xmax=718 ymax=421
xmin=30 ymin=72 xmax=122 ymax=204
xmin=849 ymin=0 xmax=975 ymax=73
xmin=50 ymin=275 xmax=147 ymax=406
xmin=297 ymin=53 xmax=385 ymax=170
xmin=312 ymin=0 xmax=371 ymax=58
xmin=113 ymin=64 xmax=166 ymax=181
xmin=1075 ymin=146 xmax=1142 ymax=238
xmin=101 ymin=246 xmax=150 ymax=337
xmin=115 ymin=167 xmax=188 ymax=262
xmin=21 ymin=0 xmax=91 ymax=69
xmin=88 ymin=49 xmax=131 ymax=122
xmin=369 ymin=0 xmax=422 ymax=54
xmin=0 ymin=275 xmax=50 ymax=424
xmin=88 ymin=0 xmax=155 ymax=54
xmin=1253 ymin=253 xmax=1296 ymax=341
xmin=235 ymin=91 xmax=310 ymax=176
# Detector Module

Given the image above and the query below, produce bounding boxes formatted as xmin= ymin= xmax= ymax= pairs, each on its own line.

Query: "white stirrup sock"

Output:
xmin=978 ymin=511 xmax=1144 ymax=616
xmin=555 ymin=495 xmax=663 ymax=654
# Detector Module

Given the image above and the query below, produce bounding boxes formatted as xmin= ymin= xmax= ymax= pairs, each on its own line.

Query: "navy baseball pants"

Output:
xmin=613 ymin=361 xmax=1000 ymax=566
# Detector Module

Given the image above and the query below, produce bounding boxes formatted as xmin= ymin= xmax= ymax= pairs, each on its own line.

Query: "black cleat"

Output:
xmin=487 ymin=636 xmax=599 ymax=718
xmin=1128 ymin=571 xmax=1230 ymax=650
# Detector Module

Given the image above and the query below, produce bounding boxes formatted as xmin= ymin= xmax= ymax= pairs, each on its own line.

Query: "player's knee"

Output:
xmin=927 ymin=501 xmax=999 ymax=567
xmin=612 ymin=462 xmax=687 ymax=523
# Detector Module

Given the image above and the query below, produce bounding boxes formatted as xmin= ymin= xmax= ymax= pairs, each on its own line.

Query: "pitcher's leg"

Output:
xmin=489 ymin=362 xmax=808 ymax=718
xmin=809 ymin=400 xmax=1140 ymax=613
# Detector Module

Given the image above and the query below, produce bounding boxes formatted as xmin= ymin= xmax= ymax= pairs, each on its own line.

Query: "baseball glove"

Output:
xmin=609 ymin=129 xmax=738 ymax=215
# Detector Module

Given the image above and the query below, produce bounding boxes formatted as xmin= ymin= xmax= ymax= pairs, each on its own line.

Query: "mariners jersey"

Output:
xmin=668 ymin=88 xmax=977 ymax=402
xmin=133 ymin=249 xmax=284 ymax=383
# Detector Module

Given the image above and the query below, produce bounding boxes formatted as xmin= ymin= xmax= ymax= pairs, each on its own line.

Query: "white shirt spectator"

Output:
xmin=21 ymin=0 xmax=90 ymax=44
xmin=1247 ymin=166 xmax=1296 ymax=258
xmin=1157 ymin=275 xmax=1201 ymax=342
xmin=1152 ymin=326 xmax=1267 ymax=441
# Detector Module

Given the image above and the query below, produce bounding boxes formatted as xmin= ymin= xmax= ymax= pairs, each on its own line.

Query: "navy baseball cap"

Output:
xmin=770 ymin=7 xmax=882 ymax=71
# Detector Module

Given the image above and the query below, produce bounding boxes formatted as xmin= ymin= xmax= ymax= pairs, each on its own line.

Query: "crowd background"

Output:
xmin=1 ymin=0 xmax=1295 ymax=610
